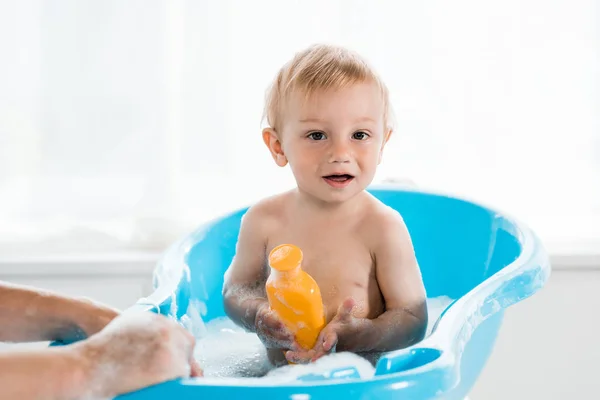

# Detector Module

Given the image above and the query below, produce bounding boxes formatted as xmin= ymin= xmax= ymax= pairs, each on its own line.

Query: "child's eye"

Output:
xmin=307 ymin=131 xmax=326 ymax=140
xmin=352 ymin=131 xmax=370 ymax=140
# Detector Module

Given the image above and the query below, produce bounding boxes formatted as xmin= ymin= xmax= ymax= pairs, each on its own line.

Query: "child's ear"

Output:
xmin=378 ymin=128 xmax=393 ymax=164
xmin=262 ymin=127 xmax=288 ymax=167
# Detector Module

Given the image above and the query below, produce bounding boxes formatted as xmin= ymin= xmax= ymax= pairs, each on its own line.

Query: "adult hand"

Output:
xmin=76 ymin=312 xmax=202 ymax=399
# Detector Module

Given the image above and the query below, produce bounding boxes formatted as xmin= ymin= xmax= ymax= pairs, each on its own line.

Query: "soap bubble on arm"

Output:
xmin=255 ymin=302 xmax=300 ymax=351
xmin=222 ymin=202 xmax=274 ymax=333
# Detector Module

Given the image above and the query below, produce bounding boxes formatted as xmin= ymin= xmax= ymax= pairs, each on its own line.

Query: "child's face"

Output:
xmin=266 ymin=81 xmax=391 ymax=204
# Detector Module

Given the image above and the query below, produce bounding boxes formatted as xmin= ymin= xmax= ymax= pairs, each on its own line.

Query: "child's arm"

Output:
xmin=286 ymin=212 xmax=427 ymax=362
xmin=222 ymin=205 xmax=270 ymax=331
xmin=351 ymin=212 xmax=428 ymax=351
xmin=222 ymin=205 xmax=298 ymax=350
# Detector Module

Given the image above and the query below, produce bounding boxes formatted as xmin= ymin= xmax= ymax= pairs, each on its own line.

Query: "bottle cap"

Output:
xmin=269 ymin=244 xmax=303 ymax=272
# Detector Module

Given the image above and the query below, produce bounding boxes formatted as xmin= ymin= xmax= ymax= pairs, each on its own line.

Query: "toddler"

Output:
xmin=223 ymin=44 xmax=427 ymax=366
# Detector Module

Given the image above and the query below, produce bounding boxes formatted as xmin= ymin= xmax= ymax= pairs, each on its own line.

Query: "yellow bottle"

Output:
xmin=266 ymin=243 xmax=325 ymax=350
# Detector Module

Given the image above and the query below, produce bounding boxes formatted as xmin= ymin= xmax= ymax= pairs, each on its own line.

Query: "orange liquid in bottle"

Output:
xmin=266 ymin=244 xmax=325 ymax=350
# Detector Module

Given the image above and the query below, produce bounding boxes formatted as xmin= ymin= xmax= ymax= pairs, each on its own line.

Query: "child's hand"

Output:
xmin=285 ymin=298 xmax=357 ymax=364
xmin=255 ymin=302 xmax=300 ymax=351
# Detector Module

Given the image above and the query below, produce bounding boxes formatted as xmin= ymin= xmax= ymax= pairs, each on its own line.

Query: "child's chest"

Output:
xmin=266 ymin=224 xmax=380 ymax=318
xmin=267 ymin=224 xmax=373 ymax=274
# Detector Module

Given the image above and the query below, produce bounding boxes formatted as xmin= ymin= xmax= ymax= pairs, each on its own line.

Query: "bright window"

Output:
xmin=0 ymin=0 xmax=597 ymax=257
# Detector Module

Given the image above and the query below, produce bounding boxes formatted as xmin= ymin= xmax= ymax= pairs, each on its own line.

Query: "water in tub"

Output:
xmin=184 ymin=296 xmax=453 ymax=381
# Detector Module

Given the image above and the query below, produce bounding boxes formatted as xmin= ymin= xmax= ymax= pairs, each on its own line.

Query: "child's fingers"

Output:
xmin=257 ymin=310 xmax=303 ymax=351
xmin=267 ymin=320 xmax=284 ymax=331
xmin=268 ymin=330 xmax=293 ymax=345
xmin=272 ymin=324 xmax=293 ymax=339
xmin=261 ymin=324 xmax=300 ymax=350
xmin=311 ymin=350 xmax=328 ymax=362
xmin=258 ymin=312 xmax=289 ymax=337
xmin=322 ymin=330 xmax=338 ymax=352
xmin=262 ymin=311 xmax=284 ymax=329
xmin=335 ymin=297 xmax=356 ymax=322
xmin=275 ymin=335 xmax=299 ymax=350
xmin=288 ymin=340 xmax=302 ymax=352
xmin=285 ymin=349 xmax=314 ymax=364
xmin=284 ymin=350 xmax=297 ymax=363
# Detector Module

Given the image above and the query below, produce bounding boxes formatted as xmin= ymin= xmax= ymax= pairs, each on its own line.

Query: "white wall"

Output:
xmin=472 ymin=268 xmax=600 ymax=399
xmin=0 ymin=256 xmax=155 ymax=311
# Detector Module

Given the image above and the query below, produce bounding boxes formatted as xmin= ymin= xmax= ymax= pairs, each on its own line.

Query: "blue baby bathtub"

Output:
xmin=119 ymin=186 xmax=551 ymax=399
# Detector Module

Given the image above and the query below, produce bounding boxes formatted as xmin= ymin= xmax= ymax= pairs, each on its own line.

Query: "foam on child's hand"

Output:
xmin=192 ymin=296 xmax=454 ymax=382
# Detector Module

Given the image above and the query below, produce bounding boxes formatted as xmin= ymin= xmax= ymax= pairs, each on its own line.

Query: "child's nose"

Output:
xmin=328 ymin=140 xmax=351 ymax=163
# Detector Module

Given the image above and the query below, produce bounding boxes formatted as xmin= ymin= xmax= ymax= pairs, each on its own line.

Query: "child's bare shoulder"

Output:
xmin=241 ymin=190 xmax=292 ymax=230
xmin=360 ymin=194 xmax=411 ymax=249
xmin=230 ymin=191 xmax=293 ymax=272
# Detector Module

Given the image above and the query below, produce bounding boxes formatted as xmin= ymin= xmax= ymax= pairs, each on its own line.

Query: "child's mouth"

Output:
xmin=323 ymin=174 xmax=355 ymax=188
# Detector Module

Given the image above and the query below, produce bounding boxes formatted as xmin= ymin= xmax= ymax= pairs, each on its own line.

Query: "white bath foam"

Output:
xmin=192 ymin=296 xmax=454 ymax=380
xmin=193 ymin=317 xmax=272 ymax=378
xmin=265 ymin=351 xmax=375 ymax=382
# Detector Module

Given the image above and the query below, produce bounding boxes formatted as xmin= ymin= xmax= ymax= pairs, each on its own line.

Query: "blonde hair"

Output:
xmin=263 ymin=44 xmax=393 ymax=132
